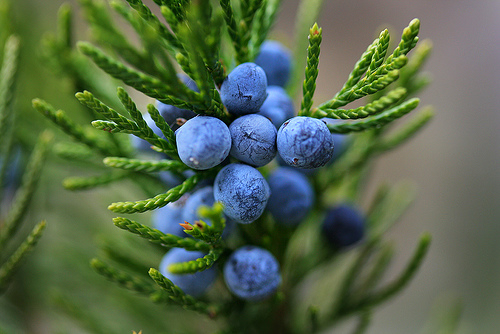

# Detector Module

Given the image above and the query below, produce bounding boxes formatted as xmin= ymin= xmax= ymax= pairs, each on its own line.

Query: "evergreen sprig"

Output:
xmin=32 ymin=99 xmax=117 ymax=156
xmin=299 ymin=23 xmax=322 ymax=116
xmin=78 ymin=89 xmax=178 ymax=158
xmin=148 ymin=268 xmax=218 ymax=317
xmin=181 ymin=203 xmax=226 ymax=244
xmin=90 ymin=258 xmax=158 ymax=295
xmin=77 ymin=42 xmax=203 ymax=112
xmin=0 ymin=35 xmax=19 ymax=137
xmin=326 ymin=98 xmax=419 ymax=134
xmin=103 ymin=157 xmax=187 ymax=173
xmin=112 ymin=217 xmax=211 ymax=252
xmin=310 ymin=19 xmax=421 ymax=124
xmin=62 ymin=171 xmax=128 ymax=191
xmin=0 ymin=131 xmax=52 ymax=249
xmin=249 ymin=0 xmax=282 ymax=60
xmin=167 ymin=248 xmax=223 ymax=274
xmin=315 ymin=87 xmax=407 ymax=119
xmin=342 ymin=233 xmax=431 ymax=315
xmin=375 ymin=106 xmax=434 ymax=152
xmin=108 ymin=172 xmax=203 ymax=213
xmin=0 ymin=220 xmax=46 ymax=292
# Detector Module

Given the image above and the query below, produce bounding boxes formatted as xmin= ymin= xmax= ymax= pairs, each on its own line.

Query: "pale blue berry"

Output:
xmin=277 ymin=116 xmax=334 ymax=169
xmin=175 ymin=116 xmax=231 ymax=170
xmin=229 ymin=114 xmax=277 ymax=167
xmin=214 ymin=163 xmax=270 ymax=224
xmin=220 ymin=62 xmax=267 ymax=116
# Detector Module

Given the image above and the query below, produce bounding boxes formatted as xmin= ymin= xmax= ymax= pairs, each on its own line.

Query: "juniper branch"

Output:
xmin=299 ymin=23 xmax=322 ymax=116
xmin=366 ymin=181 xmax=416 ymax=240
xmin=250 ymin=0 xmax=282 ymax=59
xmin=80 ymin=0 xmax=147 ymax=71
xmin=32 ymin=99 xmax=117 ymax=156
xmin=124 ymin=0 xmax=183 ymax=53
xmin=0 ymin=35 xmax=19 ymax=136
xmin=148 ymin=268 xmax=218 ymax=317
xmin=289 ymin=0 xmax=325 ymax=95
xmin=62 ymin=171 xmax=128 ymax=191
xmin=220 ymin=0 xmax=244 ymax=63
xmin=375 ymin=106 xmax=434 ymax=152
xmin=167 ymin=248 xmax=223 ymax=274
xmin=113 ymin=217 xmax=211 ymax=252
xmin=347 ymin=233 xmax=431 ymax=312
xmin=76 ymin=90 xmax=173 ymax=155
xmin=0 ymin=221 xmax=46 ymax=291
xmin=78 ymin=42 xmax=203 ymax=111
xmin=326 ymin=98 xmax=419 ymax=134
xmin=355 ymin=242 xmax=394 ymax=298
xmin=103 ymin=157 xmax=187 ymax=173
xmin=90 ymin=258 xmax=158 ymax=295
xmin=319 ymin=19 xmax=419 ymax=110
xmin=0 ymin=132 xmax=51 ymax=249
xmin=181 ymin=202 xmax=227 ymax=244
xmin=53 ymin=142 xmax=97 ymax=163
xmin=108 ymin=172 xmax=203 ymax=213
xmin=315 ymin=87 xmax=407 ymax=119
xmin=352 ymin=311 xmax=372 ymax=334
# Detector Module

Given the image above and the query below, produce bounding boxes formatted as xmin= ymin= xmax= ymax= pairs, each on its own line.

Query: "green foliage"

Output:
xmin=2 ymin=0 xmax=443 ymax=332
xmin=0 ymin=26 xmax=49 ymax=294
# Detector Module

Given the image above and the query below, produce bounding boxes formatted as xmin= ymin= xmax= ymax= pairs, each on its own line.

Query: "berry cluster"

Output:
xmin=139 ymin=41 xmax=365 ymax=301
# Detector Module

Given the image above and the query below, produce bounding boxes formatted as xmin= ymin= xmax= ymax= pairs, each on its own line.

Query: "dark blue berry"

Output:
xmin=322 ymin=204 xmax=365 ymax=248
xmin=176 ymin=116 xmax=231 ymax=170
xmin=266 ymin=167 xmax=314 ymax=226
xmin=254 ymin=40 xmax=292 ymax=87
xmin=220 ymin=62 xmax=268 ymax=116
xmin=277 ymin=116 xmax=334 ymax=169
xmin=229 ymin=114 xmax=277 ymax=167
xmin=223 ymin=246 xmax=281 ymax=301
xmin=214 ymin=163 xmax=270 ymax=224
xmin=159 ymin=248 xmax=217 ymax=297
xmin=258 ymin=85 xmax=295 ymax=129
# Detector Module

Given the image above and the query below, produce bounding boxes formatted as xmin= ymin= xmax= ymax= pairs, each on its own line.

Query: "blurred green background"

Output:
xmin=2 ymin=0 xmax=499 ymax=333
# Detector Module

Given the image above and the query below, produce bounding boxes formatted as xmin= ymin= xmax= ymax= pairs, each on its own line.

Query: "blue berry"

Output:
xmin=254 ymin=40 xmax=292 ymax=87
xmin=214 ymin=163 xmax=270 ymax=224
xmin=220 ymin=62 xmax=267 ymax=116
xmin=156 ymin=74 xmax=198 ymax=131
xmin=266 ymin=167 xmax=314 ymax=226
xmin=258 ymin=85 xmax=295 ymax=129
xmin=229 ymin=114 xmax=277 ymax=167
xmin=322 ymin=204 xmax=365 ymax=248
xmin=152 ymin=195 xmax=189 ymax=238
xmin=159 ymin=248 xmax=217 ymax=297
xmin=277 ymin=116 xmax=334 ymax=169
xmin=224 ymin=246 xmax=281 ymax=301
xmin=175 ymin=116 xmax=231 ymax=170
